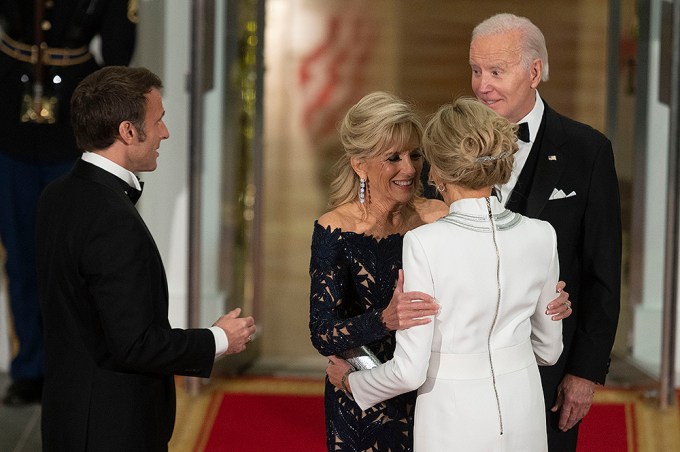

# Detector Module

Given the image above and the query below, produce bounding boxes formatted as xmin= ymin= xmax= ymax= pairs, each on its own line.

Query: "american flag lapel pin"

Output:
xmin=548 ymin=155 xmax=557 ymax=161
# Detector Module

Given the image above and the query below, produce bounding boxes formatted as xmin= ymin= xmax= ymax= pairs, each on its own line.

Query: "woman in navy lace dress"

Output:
xmin=309 ymin=92 xmax=446 ymax=451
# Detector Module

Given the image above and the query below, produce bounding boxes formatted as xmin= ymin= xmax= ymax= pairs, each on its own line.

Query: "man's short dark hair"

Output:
xmin=71 ymin=66 xmax=163 ymax=151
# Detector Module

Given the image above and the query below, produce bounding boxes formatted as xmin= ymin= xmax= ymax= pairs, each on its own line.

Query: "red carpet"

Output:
xmin=195 ymin=380 xmax=637 ymax=452
xmin=577 ymin=400 xmax=637 ymax=452
xmin=196 ymin=391 xmax=325 ymax=451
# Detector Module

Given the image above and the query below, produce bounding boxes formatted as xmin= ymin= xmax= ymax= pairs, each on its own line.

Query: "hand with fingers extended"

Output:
xmin=546 ymin=280 xmax=572 ymax=321
xmin=213 ymin=308 xmax=257 ymax=355
xmin=551 ymin=373 xmax=596 ymax=431
xmin=380 ymin=269 xmax=439 ymax=331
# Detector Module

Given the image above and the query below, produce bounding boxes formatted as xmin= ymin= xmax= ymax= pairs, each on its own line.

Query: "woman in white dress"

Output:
xmin=326 ymin=97 xmax=563 ymax=452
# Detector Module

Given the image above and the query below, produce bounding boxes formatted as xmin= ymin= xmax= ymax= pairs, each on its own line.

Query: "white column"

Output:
xmin=134 ymin=0 xmax=192 ymax=328
xmin=632 ymin=0 xmax=675 ymax=379
xmin=0 ymin=251 xmax=10 ymax=372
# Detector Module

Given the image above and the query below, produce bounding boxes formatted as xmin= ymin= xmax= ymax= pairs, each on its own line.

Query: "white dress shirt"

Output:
xmin=81 ymin=151 xmax=142 ymax=190
xmin=496 ymin=91 xmax=545 ymax=206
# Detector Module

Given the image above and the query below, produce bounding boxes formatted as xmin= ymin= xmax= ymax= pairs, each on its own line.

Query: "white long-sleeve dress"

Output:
xmin=349 ymin=197 xmax=563 ymax=451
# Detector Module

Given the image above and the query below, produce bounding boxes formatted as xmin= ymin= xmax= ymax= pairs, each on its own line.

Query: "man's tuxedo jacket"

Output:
xmin=506 ymin=102 xmax=621 ymax=433
xmin=37 ymin=160 xmax=216 ymax=452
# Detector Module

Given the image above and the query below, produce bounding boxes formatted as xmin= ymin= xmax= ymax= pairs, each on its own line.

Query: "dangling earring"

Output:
xmin=359 ymin=178 xmax=366 ymax=204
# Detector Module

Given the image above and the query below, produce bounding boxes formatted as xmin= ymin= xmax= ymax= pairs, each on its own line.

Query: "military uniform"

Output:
xmin=0 ymin=0 xmax=136 ymax=405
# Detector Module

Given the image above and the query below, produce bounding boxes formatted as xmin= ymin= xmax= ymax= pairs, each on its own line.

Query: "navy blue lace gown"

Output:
xmin=309 ymin=221 xmax=416 ymax=451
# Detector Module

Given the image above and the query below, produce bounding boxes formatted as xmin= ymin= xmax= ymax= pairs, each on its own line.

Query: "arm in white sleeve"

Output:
xmin=350 ymin=231 xmax=436 ymax=410
xmin=530 ymin=225 xmax=563 ymax=365
xmin=209 ymin=326 xmax=229 ymax=358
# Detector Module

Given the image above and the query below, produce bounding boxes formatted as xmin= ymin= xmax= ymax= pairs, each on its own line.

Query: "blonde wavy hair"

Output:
xmin=328 ymin=91 xmax=423 ymax=208
xmin=423 ymin=98 xmax=518 ymax=190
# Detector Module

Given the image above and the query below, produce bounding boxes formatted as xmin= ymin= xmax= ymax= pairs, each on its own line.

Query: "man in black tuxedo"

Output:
xmin=36 ymin=66 xmax=257 ymax=452
xmin=0 ymin=0 xmax=136 ymax=406
xmin=468 ymin=13 xmax=621 ymax=451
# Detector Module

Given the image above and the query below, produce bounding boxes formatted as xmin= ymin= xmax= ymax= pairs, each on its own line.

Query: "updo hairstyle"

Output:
xmin=422 ymin=97 xmax=517 ymax=190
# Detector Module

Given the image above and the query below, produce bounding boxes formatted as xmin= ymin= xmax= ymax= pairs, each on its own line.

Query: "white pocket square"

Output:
xmin=549 ymin=188 xmax=576 ymax=200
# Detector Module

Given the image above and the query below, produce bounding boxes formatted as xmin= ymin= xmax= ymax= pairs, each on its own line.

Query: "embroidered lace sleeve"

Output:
xmin=309 ymin=222 xmax=391 ymax=357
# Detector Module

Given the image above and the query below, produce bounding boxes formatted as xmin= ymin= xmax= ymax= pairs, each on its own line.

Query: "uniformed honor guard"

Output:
xmin=0 ymin=0 xmax=137 ymax=406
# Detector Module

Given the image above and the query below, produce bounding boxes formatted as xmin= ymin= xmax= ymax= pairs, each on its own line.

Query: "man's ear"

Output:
xmin=119 ymin=121 xmax=136 ymax=144
xmin=529 ymin=59 xmax=543 ymax=89
xmin=350 ymin=157 xmax=365 ymax=180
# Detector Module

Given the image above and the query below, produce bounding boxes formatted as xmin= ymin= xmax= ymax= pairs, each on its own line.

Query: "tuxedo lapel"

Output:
xmin=71 ymin=160 xmax=166 ymax=275
xmin=72 ymin=159 xmax=134 ymax=204
xmin=506 ymin=113 xmax=547 ymax=214
xmin=505 ymin=147 xmax=535 ymax=214
xmin=525 ymin=105 xmax=567 ymax=218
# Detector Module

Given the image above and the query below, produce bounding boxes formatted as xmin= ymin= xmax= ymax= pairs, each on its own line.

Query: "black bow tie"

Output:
xmin=517 ymin=122 xmax=530 ymax=143
xmin=125 ymin=181 xmax=144 ymax=205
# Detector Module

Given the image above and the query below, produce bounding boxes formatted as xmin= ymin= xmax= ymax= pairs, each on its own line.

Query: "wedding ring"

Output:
xmin=247 ymin=335 xmax=252 ymax=343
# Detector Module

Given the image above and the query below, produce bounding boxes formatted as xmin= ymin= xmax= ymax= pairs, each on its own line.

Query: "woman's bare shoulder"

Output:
xmin=414 ymin=198 xmax=449 ymax=224
xmin=317 ymin=203 xmax=361 ymax=231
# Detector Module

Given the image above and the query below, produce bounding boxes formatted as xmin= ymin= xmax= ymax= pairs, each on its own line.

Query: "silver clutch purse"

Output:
xmin=340 ymin=345 xmax=381 ymax=370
